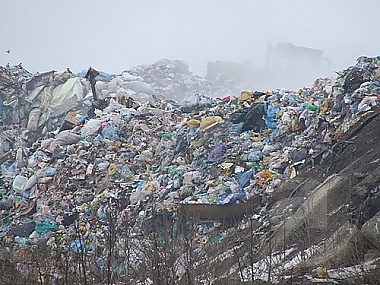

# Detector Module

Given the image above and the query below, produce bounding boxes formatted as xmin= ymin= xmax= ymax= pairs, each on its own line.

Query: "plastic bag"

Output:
xmin=81 ymin=119 xmax=102 ymax=137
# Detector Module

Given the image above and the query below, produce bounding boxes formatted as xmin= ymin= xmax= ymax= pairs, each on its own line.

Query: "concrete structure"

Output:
xmin=206 ymin=42 xmax=331 ymax=90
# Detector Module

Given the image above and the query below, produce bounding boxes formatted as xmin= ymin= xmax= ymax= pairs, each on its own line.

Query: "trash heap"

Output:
xmin=0 ymin=55 xmax=379 ymax=252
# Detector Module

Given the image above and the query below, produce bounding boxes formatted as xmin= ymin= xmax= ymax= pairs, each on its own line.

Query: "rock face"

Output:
xmin=362 ymin=211 xmax=380 ymax=250
xmin=302 ymin=222 xmax=361 ymax=267
xmin=267 ymin=174 xmax=353 ymax=254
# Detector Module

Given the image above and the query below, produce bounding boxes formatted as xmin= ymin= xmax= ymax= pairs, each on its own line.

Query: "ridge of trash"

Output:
xmin=0 ymin=55 xmax=379 ymax=251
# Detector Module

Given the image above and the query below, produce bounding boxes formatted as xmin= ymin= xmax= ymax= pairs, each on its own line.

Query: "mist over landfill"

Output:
xmin=1 ymin=0 xmax=380 ymax=91
xmin=1 ymin=1 xmax=380 ymax=285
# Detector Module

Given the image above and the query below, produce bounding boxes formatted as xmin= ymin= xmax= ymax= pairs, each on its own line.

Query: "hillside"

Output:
xmin=0 ymin=56 xmax=379 ymax=284
xmin=209 ymin=107 xmax=380 ymax=284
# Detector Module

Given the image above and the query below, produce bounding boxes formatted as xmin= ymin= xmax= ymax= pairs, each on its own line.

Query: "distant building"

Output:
xmin=206 ymin=60 xmax=266 ymax=90
xmin=266 ymin=42 xmax=331 ymax=89
xmin=206 ymin=42 xmax=331 ymax=90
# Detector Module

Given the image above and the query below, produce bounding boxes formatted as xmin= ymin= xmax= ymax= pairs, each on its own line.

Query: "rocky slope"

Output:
xmin=208 ymin=107 xmax=380 ymax=284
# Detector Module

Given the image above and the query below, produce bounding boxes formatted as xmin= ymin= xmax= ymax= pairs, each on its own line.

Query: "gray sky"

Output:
xmin=1 ymin=0 xmax=379 ymax=87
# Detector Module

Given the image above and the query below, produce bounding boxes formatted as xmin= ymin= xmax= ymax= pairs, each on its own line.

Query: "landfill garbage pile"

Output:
xmin=0 ymin=59 xmax=240 ymax=135
xmin=0 ymin=56 xmax=379 ymax=284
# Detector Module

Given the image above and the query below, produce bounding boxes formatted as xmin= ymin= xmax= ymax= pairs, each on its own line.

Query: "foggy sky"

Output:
xmin=1 ymin=0 xmax=379 ymax=89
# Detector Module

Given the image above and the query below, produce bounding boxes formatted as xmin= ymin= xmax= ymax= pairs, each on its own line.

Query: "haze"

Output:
xmin=1 ymin=0 xmax=379 ymax=90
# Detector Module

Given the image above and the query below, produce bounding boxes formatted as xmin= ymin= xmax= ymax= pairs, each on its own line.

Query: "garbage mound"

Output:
xmin=0 ymin=56 xmax=379 ymax=284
